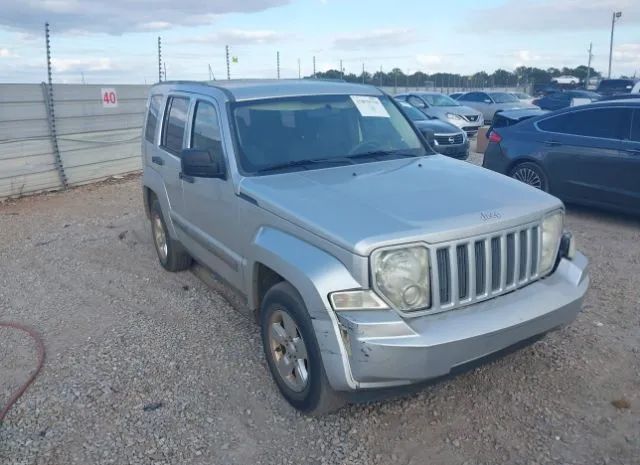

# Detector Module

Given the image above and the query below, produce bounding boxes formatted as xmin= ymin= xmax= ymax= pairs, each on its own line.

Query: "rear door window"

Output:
xmin=144 ymin=95 xmax=163 ymax=143
xmin=537 ymin=107 xmax=632 ymax=139
xmin=161 ymin=96 xmax=190 ymax=155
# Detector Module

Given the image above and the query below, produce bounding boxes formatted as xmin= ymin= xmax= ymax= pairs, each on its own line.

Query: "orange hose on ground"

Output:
xmin=0 ymin=322 xmax=45 ymax=424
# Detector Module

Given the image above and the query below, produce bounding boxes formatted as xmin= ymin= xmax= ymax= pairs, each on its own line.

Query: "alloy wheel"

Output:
xmin=268 ymin=308 xmax=309 ymax=392
xmin=152 ymin=213 xmax=168 ymax=262
xmin=513 ymin=167 xmax=543 ymax=189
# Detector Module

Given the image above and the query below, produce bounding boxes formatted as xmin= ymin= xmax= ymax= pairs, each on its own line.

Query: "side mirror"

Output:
xmin=180 ymin=148 xmax=225 ymax=179
xmin=484 ymin=99 xmax=492 ymax=103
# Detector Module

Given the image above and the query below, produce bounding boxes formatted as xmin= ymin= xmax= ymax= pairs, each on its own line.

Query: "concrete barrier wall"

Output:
xmin=0 ymin=83 xmax=150 ymax=199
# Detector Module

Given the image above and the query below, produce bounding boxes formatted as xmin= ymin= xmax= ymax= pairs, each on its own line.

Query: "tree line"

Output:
xmin=308 ymin=66 xmax=603 ymax=88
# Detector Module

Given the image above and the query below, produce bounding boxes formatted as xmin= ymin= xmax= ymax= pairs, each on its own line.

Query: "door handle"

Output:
xmin=179 ymin=172 xmax=195 ymax=183
xmin=151 ymin=156 xmax=164 ymax=166
xmin=544 ymin=140 xmax=561 ymax=147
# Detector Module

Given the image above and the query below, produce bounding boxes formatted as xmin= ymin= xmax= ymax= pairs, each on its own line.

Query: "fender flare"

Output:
xmin=249 ymin=227 xmax=361 ymax=390
xmin=142 ymin=169 xmax=178 ymax=238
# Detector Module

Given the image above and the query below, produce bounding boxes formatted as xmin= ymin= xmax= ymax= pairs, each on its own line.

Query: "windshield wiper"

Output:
xmin=346 ymin=150 xmax=423 ymax=160
xmin=256 ymin=157 xmax=355 ymax=174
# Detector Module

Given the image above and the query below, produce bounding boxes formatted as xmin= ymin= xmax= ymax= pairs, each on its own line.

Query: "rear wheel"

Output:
xmin=260 ymin=282 xmax=345 ymax=415
xmin=150 ymin=199 xmax=192 ymax=272
xmin=510 ymin=162 xmax=548 ymax=192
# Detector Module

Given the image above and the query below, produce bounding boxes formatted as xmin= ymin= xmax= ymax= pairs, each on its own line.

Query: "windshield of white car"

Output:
xmin=420 ymin=94 xmax=460 ymax=107
xmin=232 ymin=94 xmax=429 ymax=175
xmin=489 ymin=92 xmax=519 ymax=103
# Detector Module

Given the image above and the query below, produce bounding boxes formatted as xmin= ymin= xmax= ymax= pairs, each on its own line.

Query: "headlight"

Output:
xmin=445 ymin=112 xmax=463 ymax=121
xmin=540 ymin=211 xmax=564 ymax=275
xmin=371 ymin=245 xmax=430 ymax=311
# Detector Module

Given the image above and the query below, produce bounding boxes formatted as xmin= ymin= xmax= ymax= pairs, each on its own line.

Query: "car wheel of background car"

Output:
xmin=149 ymin=199 xmax=192 ymax=272
xmin=510 ymin=162 xmax=549 ymax=192
xmin=260 ymin=281 xmax=345 ymax=415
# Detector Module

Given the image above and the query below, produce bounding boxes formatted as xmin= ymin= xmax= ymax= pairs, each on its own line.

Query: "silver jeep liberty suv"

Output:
xmin=141 ymin=79 xmax=589 ymax=414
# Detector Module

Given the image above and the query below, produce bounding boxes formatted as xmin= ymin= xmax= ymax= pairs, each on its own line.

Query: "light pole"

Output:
xmin=608 ymin=11 xmax=622 ymax=78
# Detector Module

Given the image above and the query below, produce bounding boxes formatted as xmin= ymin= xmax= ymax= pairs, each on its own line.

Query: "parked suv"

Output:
xmin=142 ymin=80 xmax=588 ymax=414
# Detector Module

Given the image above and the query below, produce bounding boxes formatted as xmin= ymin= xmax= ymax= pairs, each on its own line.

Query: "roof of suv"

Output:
xmin=151 ymin=79 xmax=383 ymax=101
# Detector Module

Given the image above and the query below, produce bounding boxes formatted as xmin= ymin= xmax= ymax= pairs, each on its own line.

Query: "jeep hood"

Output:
xmin=239 ymin=156 xmax=562 ymax=256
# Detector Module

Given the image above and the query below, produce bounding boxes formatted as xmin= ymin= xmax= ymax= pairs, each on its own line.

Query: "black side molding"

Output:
xmin=237 ymin=192 xmax=258 ymax=206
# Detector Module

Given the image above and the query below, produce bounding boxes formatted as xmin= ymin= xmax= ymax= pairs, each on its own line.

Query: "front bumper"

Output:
xmin=333 ymin=253 xmax=588 ymax=388
xmin=433 ymin=140 xmax=469 ymax=159
xmin=446 ymin=118 xmax=483 ymax=136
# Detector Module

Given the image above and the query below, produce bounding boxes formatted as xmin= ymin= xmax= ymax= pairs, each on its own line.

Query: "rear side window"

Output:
xmin=191 ymin=101 xmax=224 ymax=159
xmin=144 ymin=95 xmax=163 ymax=143
xmin=161 ymin=96 xmax=190 ymax=155
xmin=537 ymin=108 xmax=632 ymax=139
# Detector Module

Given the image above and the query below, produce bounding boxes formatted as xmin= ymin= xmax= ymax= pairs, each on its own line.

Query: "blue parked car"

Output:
xmin=532 ymin=90 xmax=601 ymax=111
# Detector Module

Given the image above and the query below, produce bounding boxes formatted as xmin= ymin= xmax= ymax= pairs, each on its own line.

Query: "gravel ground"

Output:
xmin=1 ymin=155 xmax=639 ymax=465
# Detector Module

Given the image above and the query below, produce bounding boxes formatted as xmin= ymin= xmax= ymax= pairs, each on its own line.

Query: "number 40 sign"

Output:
xmin=101 ymin=88 xmax=118 ymax=108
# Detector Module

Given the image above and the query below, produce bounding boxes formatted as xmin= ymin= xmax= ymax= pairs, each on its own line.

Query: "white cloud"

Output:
xmin=416 ymin=54 xmax=442 ymax=66
xmin=0 ymin=0 xmax=291 ymax=34
xmin=471 ymin=0 xmax=640 ymax=32
xmin=613 ymin=43 xmax=640 ymax=69
xmin=179 ymin=29 xmax=288 ymax=45
xmin=0 ymin=47 xmax=15 ymax=57
xmin=52 ymin=57 xmax=115 ymax=72
xmin=333 ymin=28 xmax=414 ymax=50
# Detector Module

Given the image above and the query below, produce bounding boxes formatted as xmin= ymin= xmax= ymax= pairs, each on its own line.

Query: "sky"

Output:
xmin=0 ymin=0 xmax=639 ymax=84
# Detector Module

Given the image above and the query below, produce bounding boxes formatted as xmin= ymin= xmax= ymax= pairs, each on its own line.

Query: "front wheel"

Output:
xmin=510 ymin=162 xmax=549 ymax=192
xmin=260 ymin=282 xmax=345 ymax=415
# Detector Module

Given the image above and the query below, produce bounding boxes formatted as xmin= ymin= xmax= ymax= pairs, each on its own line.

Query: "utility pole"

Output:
xmin=313 ymin=56 xmax=316 ymax=78
xmin=157 ymin=36 xmax=162 ymax=82
xmin=277 ymin=51 xmax=280 ymax=79
xmin=608 ymin=11 xmax=622 ymax=78
xmin=340 ymin=59 xmax=343 ymax=80
xmin=163 ymin=62 xmax=166 ymax=81
xmin=394 ymin=69 xmax=398 ymax=94
xmin=298 ymin=58 xmax=301 ymax=79
xmin=586 ymin=42 xmax=593 ymax=86
xmin=379 ymin=65 xmax=382 ymax=87
xmin=208 ymin=64 xmax=215 ymax=81
xmin=362 ymin=63 xmax=365 ymax=84
xmin=226 ymin=45 xmax=231 ymax=80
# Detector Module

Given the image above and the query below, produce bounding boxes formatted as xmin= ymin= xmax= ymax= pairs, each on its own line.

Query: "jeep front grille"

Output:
xmin=429 ymin=223 xmax=541 ymax=313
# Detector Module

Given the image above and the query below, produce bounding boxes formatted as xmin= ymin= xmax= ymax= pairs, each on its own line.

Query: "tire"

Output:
xmin=149 ymin=198 xmax=192 ymax=272
xmin=509 ymin=161 xmax=549 ymax=192
xmin=260 ymin=282 xmax=345 ymax=415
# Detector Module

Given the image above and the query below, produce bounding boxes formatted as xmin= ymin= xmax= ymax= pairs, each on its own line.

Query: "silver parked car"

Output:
xmin=142 ymin=79 xmax=588 ymax=415
xmin=457 ymin=91 xmax=539 ymax=122
xmin=395 ymin=92 xmax=484 ymax=136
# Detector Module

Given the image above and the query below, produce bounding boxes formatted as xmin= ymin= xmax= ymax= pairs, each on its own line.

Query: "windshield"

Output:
xmin=399 ymin=103 xmax=428 ymax=121
xmin=420 ymin=93 xmax=460 ymax=107
xmin=232 ymin=94 xmax=428 ymax=174
xmin=489 ymin=92 xmax=519 ymax=103
xmin=514 ymin=92 xmax=530 ymax=99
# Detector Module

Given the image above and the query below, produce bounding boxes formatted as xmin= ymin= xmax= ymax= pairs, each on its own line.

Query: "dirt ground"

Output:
xmin=1 ymin=164 xmax=639 ymax=465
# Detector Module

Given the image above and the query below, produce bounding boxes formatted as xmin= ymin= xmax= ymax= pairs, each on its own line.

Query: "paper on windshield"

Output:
xmin=350 ymin=95 xmax=390 ymax=118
